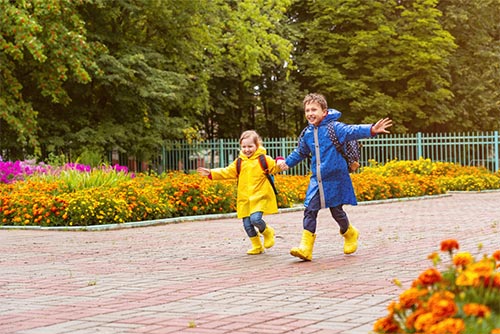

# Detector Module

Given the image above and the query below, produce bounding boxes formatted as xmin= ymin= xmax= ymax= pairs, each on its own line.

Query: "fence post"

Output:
xmin=219 ymin=139 xmax=224 ymax=168
xmin=495 ymin=131 xmax=499 ymax=172
xmin=417 ymin=132 xmax=423 ymax=159
xmin=162 ymin=145 xmax=166 ymax=173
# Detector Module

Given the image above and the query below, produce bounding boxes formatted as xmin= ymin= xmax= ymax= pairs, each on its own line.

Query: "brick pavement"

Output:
xmin=0 ymin=191 xmax=499 ymax=334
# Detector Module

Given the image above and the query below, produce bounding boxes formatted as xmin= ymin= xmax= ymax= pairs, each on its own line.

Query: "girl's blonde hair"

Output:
xmin=239 ymin=130 xmax=262 ymax=146
xmin=303 ymin=93 xmax=328 ymax=110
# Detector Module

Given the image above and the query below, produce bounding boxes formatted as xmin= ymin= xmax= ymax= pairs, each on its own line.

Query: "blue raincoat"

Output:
xmin=285 ymin=109 xmax=373 ymax=209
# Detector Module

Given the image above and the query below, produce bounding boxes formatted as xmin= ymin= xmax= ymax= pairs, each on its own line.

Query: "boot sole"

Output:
xmin=290 ymin=249 xmax=311 ymax=261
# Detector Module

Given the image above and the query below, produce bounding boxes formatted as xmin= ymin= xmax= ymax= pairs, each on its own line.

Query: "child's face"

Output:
xmin=240 ymin=137 xmax=257 ymax=158
xmin=304 ymin=101 xmax=327 ymax=126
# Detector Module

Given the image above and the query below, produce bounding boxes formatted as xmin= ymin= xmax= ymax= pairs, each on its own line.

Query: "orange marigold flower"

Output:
xmin=418 ymin=268 xmax=442 ymax=286
xmin=494 ymin=273 xmax=500 ymax=288
xmin=491 ymin=329 xmax=500 ymax=334
xmin=453 ymin=252 xmax=474 ymax=267
xmin=405 ymin=308 xmax=427 ymax=330
xmin=482 ymin=273 xmax=500 ymax=288
xmin=414 ymin=312 xmax=438 ymax=332
xmin=428 ymin=318 xmax=465 ymax=334
xmin=373 ymin=315 xmax=400 ymax=333
xmin=427 ymin=291 xmax=458 ymax=319
xmin=441 ymin=239 xmax=459 ymax=253
xmin=387 ymin=301 xmax=402 ymax=315
xmin=399 ymin=287 xmax=428 ymax=309
xmin=412 ymin=278 xmax=423 ymax=288
xmin=493 ymin=250 xmax=500 ymax=262
xmin=428 ymin=252 xmax=440 ymax=264
xmin=428 ymin=252 xmax=438 ymax=260
xmin=463 ymin=303 xmax=491 ymax=318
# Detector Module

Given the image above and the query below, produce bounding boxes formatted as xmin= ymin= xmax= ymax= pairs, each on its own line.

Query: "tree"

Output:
xmin=202 ymin=0 xmax=297 ymax=139
xmin=0 ymin=0 xmax=101 ymax=159
xmin=38 ymin=0 xmax=222 ymax=162
xmin=437 ymin=0 xmax=500 ymax=131
xmin=293 ymin=0 xmax=457 ymax=133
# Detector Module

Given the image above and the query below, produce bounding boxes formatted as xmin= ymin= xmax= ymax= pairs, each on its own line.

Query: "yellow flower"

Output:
xmin=456 ymin=270 xmax=480 ymax=286
xmin=453 ymin=252 xmax=473 ymax=267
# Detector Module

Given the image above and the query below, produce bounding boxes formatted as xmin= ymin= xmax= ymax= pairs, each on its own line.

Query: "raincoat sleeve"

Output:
xmin=265 ymin=155 xmax=284 ymax=175
xmin=335 ymin=122 xmax=373 ymax=144
xmin=285 ymin=134 xmax=311 ymax=168
xmin=210 ymin=160 xmax=238 ymax=180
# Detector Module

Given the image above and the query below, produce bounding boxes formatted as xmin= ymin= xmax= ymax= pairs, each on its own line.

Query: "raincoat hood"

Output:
xmin=320 ymin=108 xmax=342 ymax=125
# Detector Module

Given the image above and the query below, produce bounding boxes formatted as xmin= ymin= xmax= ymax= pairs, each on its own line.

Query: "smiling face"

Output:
xmin=240 ymin=137 xmax=258 ymax=158
xmin=304 ymin=101 xmax=327 ymax=126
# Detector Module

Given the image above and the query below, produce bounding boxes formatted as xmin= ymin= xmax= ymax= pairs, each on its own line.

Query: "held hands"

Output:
xmin=277 ymin=160 xmax=289 ymax=171
xmin=372 ymin=118 xmax=393 ymax=135
xmin=197 ymin=167 xmax=211 ymax=176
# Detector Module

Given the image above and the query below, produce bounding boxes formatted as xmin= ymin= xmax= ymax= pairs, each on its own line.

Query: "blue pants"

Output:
xmin=243 ymin=211 xmax=266 ymax=237
xmin=303 ymin=192 xmax=350 ymax=234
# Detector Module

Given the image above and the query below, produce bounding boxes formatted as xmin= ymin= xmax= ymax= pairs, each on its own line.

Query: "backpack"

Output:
xmin=326 ymin=122 xmax=362 ymax=173
xmin=236 ymin=155 xmax=278 ymax=195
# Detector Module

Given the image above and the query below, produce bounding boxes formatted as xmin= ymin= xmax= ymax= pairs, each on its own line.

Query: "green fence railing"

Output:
xmin=130 ymin=131 xmax=499 ymax=175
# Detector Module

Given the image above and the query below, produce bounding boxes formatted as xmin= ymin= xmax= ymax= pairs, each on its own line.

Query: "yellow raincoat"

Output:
xmin=210 ymin=146 xmax=281 ymax=218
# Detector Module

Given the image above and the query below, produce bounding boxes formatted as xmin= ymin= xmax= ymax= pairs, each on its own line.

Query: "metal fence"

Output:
xmin=145 ymin=131 xmax=499 ymax=175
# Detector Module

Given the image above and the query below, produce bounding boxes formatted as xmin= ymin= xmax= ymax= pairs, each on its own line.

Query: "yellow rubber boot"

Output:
xmin=341 ymin=225 xmax=359 ymax=254
xmin=290 ymin=230 xmax=316 ymax=261
xmin=261 ymin=225 xmax=275 ymax=249
xmin=247 ymin=236 xmax=264 ymax=255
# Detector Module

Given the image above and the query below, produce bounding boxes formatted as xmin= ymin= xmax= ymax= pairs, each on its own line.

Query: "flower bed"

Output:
xmin=0 ymin=158 xmax=499 ymax=227
xmin=373 ymin=240 xmax=500 ymax=334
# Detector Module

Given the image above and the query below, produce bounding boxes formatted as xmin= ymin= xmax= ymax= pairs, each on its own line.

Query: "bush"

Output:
xmin=0 ymin=159 xmax=499 ymax=227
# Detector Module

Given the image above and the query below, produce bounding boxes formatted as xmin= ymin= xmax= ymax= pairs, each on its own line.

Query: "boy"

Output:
xmin=278 ymin=93 xmax=392 ymax=261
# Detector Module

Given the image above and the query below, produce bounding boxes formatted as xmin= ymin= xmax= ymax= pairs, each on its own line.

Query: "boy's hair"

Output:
xmin=303 ymin=93 xmax=328 ymax=110
xmin=239 ymin=130 xmax=262 ymax=146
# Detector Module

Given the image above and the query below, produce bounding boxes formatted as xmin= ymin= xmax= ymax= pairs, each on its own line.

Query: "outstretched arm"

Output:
xmin=197 ymin=167 xmax=211 ymax=177
xmin=371 ymin=118 xmax=393 ymax=135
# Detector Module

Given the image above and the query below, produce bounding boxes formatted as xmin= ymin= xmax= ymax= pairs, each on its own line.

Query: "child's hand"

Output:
xmin=372 ymin=118 xmax=393 ymax=134
xmin=277 ymin=160 xmax=289 ymax=171
xmin=197 ymin=167 xmax=210 ymax=177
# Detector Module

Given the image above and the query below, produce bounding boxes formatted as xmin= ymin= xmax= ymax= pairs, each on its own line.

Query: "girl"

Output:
xmin=197 ymin=130 xmax=283 ymax=255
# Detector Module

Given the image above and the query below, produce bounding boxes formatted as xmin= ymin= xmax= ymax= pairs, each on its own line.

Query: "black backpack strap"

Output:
xmin=236 ymin=157 xmax=242 ymax=177
xmin=258 ymin=155 xmax=270 ymax=174
xmin=327 ymin=121 xmax=349 ymax=163
xmin=258 ymin=155 xmax=278 ymax=195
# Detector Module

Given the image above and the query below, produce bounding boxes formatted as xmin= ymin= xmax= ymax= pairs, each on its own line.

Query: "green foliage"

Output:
xmin=0 ymin=0 xmax=103 ymax=157
xmin=437 ymin=0 xmax=500 ymax=131
xmin=30 ymin=168 xmax=131 ymax=192
xmin=1 ymin=0 xmax=500 ymax=164
xmin=77 ymin=149 xmax=104 ymax=167
xmin=204 ymin=0 xmax=298 ymax=139
xmin=293 ymin=0 xmax=457 ymax=133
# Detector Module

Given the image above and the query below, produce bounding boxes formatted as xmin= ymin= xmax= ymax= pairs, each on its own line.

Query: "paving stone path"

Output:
xmin=1 ymin=191 xmax=499 ymax=334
